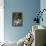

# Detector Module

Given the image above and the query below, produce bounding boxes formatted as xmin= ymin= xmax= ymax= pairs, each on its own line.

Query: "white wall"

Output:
xmin=0 ymin=0 xmax=4 ymax=42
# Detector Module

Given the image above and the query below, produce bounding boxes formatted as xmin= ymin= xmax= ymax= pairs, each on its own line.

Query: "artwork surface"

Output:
xmin=12 ymin=12 xmax=23 ymax=26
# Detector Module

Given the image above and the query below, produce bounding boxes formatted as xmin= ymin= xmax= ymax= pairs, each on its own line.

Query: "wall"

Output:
xmin=4 ymin=0 xmax=40 ymax=42
xmin=40 ymin=0 xmax=46 ymax=26
xmin=0 ymin=0 xmax=4 ymax=42
xmin=40 ymin=0 xmax=46 ymax=45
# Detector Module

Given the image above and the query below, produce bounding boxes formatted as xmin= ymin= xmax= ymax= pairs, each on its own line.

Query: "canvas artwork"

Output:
xmin=12 ymin=12 xmax=23 ymax=26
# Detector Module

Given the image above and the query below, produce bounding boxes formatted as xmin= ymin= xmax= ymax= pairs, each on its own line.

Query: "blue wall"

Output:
xmin=40 ymin=0 xmax=46 ymax=27
xmin=4 ymin=0 xmax=40 ymax=42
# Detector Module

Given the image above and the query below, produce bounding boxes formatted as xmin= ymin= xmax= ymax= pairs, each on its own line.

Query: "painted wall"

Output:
xmin=4 ymin=0 xmax=40 ymax=42
xmin=40 ymin=0 xmax=46 ymax=45
xmin=0 ymin=0 xmax=4 ymax=42
xmin=40 ymin=0 xmax=46 ymax=26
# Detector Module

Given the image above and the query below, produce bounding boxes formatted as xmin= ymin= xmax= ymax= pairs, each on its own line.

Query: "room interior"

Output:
xmin=0 ymin=0 xmax=46 ymax=46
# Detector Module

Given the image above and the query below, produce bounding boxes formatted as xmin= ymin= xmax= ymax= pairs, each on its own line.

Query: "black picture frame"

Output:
xmin=12 ymin=12 xmax=23 ymax=26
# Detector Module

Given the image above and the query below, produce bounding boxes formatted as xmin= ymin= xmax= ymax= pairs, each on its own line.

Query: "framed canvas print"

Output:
xmin=12 ymin=12 xmax=23 ymax=26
